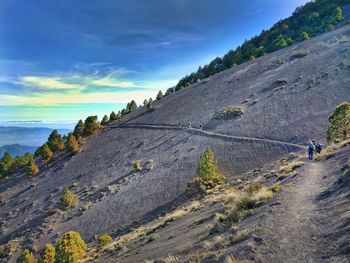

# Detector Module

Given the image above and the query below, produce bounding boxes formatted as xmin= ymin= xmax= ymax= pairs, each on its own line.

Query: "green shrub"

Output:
xmin=39 ymin=244 xmax=55 ymax=263
xmin=55 ymin=231 xmax=87 ymax=263
xmin=17 ymin=249 xmax=37 ymax=263
xmin=47 ymin=130 xmax=65 ymax=152
xmin=60 ymin=188 xmax=78 ymax=209
xmin=98 ymin=234 xmax=112 ymax=247
xmin=188 ymin=148 xmax=225 ymax=194
xmin=101 ymin=115 xmax=109 ymax=126
xmin=134 ymin=160 xmax=142 ymax=171
xmin=26 ymin=159 xmax=39 ymax=176
xmin=291 ymin=50 xmax=309 ymax=58
xmin=35 ymin=144 xmax=53 ymax=162
xmin=65 ymin=133 xmax=80 ymax=155
xmin=146 ymin=233 xmax=160 ymax=243
xmin=147 ymin=99 xmax=155 ymax=112
xmin=327 ymin=102 xmax=350 ymax=142
xmin=83 ymin=116 xmax=100 ymax=136
xmin=214 ymin=106 xmax=243 ymax=120
xmin=156 ymin=90 xmax=163 ymax=100
xmin=109 ymin=111 xmax=118 ymax=121
xmin=73 ymin=120 xmax=84 ymax=139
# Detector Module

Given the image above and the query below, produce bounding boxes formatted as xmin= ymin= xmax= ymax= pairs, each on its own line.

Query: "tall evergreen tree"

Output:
xmin=327 ymin=102 xmax=350 ymax=142
xmin=73 ymin=120 xmax=84 ymax=139
xmin=83 ymin=116 xmax=100 ymax=136
xmin=47 ymin=130 xmax=65 ymax=152
xmin=101 ymin=115 xmax=109 ymax=126
xmin=156 ymin=90 xmax=163 ymax=100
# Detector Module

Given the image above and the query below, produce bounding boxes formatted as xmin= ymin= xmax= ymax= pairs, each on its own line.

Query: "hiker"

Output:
xmin=199 ymin=124 xmax=202 ymax=130
xmin=308 ymin=140 xmax=315 ymax=161
xmin=315 ymin=141 xmax=323 ymax=154
xmin=188 ymin=122 xmax=192 ymax=128
xmin=178 ymin=122 xmax=182 ymax=127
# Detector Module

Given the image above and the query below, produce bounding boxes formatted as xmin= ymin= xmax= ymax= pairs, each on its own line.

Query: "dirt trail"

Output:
xmin=255 ymin=162 xmax=334 ymax=263
xmin=111 ymin=123 xmax=305 ymax=150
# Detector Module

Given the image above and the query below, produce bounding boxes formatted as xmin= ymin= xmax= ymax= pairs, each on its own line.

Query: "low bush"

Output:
xmin=146 ymin=233 xmax=160 ymax=243
xmin=17 ymin=249 xmax=37 ymax=263
xmin=40 ymin=244 xmax=55 ymax=263
xmin=291 ymin=50 xmax=309 ymax=59
xmin=133 ymin=160 xmax=142 ymax=171
xmin=214 ymin=106 xmax=243 ymax=120
xmin=188 ymin=147 xmax=225 ymax=195
xmin=280 ymin=161 xmax=304 ymax=174
xmin=60 ymin=188 xmax=78 ymax=209
xmin=98 ymin=235 xmax=112 ymax=247
xmin=55 ymin=231 xmax=87 ymax=263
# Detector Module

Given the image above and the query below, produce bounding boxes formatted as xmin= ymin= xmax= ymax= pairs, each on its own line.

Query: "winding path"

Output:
xmin=110 ymin=123 xmax=305 ymax=150
xmin=254 ymin=162 xmax=334 ymax=263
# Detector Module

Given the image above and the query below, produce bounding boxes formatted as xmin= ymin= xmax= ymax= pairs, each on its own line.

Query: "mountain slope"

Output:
xmin=96 ymin=143 xmax=350 ymax=263
xmin=0 ymin=24 xmax=350 ymax=260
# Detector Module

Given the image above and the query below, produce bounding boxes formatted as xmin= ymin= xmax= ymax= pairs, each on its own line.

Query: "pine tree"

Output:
xmin=83 ymin=116 xmax=100 ymax=136
xmin=55 ymin=231 xmax=87 ymax=263
xmin=327 ymin=102 xmax=350 ymax=142
xmin=47 ymin=130 xmax=65 ymax=152
xmin=73 ymin=120 xmax=84 ymax=139
xmin=17 ymin=249 xmax=37 ymax=263
xmin=26 ymin=159 xmax=39 ymax=176
xmin=126 ymin=100 xmax=137 ymax=112
xmin=143 ymin=99 xmax=148 ymax=106
xmin=65 ymin=133 xmax=80 ymax=154
xmin=101 ymin=115 xmax=109 ymax=126
xmin=188 ymin=147 xmax=224 ymax=193
xmin=0 ymin=152 xmax=14 ymax=176
xmin=36 ymin=144 xmax=53 ymax=162
xmin=109 ymin=111 xmax=117 ymax=121
xmin=156 ymin=90 xmax=163 ymax=100
xmin=40 ymin=244 xmax=55 ymax=263
xmin=60 ymin=188 xmax=78 ymax=209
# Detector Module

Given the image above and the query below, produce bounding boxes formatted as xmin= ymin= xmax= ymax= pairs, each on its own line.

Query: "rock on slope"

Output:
xmin=0 ymin=25 xmax=350 ymax=255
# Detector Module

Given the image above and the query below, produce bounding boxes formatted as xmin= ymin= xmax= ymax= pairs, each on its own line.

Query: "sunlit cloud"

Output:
xmin=90 ymin=78 xmax=135 ymax=88
xmin=20 ymin=76 xmax=81 ymax=90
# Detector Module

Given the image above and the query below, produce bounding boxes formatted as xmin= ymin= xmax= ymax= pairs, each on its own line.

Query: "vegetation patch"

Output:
xmin=280 ymin=161 xmax=304 ymax=174
xmin=214 ymin=182 xmax=274 ymax=231
xmin=232 ymin=227 xmax=263 ymax=244
xmin=327 ymin=101 xmax=350 ymax=143
xmin=60 ymin=188 xmax=78 ymax=209
xmin=188 ymin=147 xmax=225 ymax=195
xmin=214 ymin=106 xmax=243 ymax=120
xmin=55 ymin=231 xmax=87 ymax=262
xmin=98 ymin=235 xmax=112 ymax=247
xmin=291 ymin=50 xmax=309 ymax=59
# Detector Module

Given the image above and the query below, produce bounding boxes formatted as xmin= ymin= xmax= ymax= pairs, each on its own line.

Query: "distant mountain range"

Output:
xmin=0 ymin=126 xmax=71 ymax=148
xmin=0 ymin=144 xmax=38 ymax=157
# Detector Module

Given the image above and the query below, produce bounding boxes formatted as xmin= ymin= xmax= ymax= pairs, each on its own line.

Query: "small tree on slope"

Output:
xmin=188 ymin=147 xmax=225 ymax=194
xmin=327 ymin=102 xmax=350 ymax=142
xmin=55 ymin=231 xmax=87 ymax=263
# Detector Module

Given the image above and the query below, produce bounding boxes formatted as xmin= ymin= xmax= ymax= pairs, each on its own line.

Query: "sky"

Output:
xmin=0 ymin=0 xmax=310 ymax=125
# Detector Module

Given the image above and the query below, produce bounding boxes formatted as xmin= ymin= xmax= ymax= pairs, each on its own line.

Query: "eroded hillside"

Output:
xmin=0 ymin=24 xmax=350 ymax=261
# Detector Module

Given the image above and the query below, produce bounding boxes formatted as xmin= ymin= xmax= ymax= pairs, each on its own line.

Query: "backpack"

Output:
xmin=308 ymin=144 xmax=314 ymax=152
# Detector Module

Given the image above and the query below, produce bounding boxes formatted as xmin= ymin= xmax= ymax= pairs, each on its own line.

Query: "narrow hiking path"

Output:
xmin=254 ymin=162 xmax=334 ymax=263
xmin=110 ymin=123 xmax=305 ymax=150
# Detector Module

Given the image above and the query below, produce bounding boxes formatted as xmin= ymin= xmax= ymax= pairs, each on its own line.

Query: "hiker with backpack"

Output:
xmin=315 ymin=141 xmax=323 ymax=155
xmin=308 ymin=140 xmax=315 ymax=161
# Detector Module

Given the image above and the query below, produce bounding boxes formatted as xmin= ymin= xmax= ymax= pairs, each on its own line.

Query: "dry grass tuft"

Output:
xmin=280 ymin=161 xmax=304 ymax=174
xmin=225 ymin=255 xmax=245 ymax=263
xmin=105 ymin=200 xmax=203 ymax=250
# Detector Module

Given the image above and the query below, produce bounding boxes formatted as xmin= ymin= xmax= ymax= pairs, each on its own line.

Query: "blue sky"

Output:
xmin=0 ymin=0 xmax=310 ymax=124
